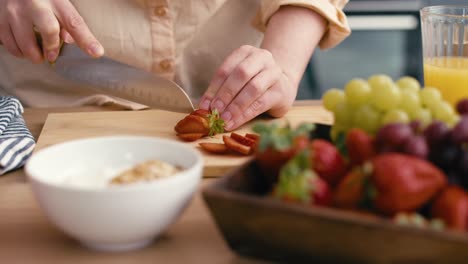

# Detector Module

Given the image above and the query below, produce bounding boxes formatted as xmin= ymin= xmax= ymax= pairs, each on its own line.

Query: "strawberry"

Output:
xmin=371 ymin=153 xmax=447 ymax=215
xmin=223 ymin=136 xmax=251 ymax=155
xmin=190 ymin=109 xmax=211 ymax=118
xmin=245 ymin=133 xmax=260 ymax=142
xmin=205 ymin=109 xmax=225 ymax=136
xmin=175 ymin=115 xmax=209 ymax=135
xmin=174 ymin=109 xmax=225 ymax=140
xmin=346 ymin=128 xmax=376 ymax=166
xmin=177 ymin=133 xmax=204 ymax=141
xmin=199 ymin=143 xmax=229 ymax=154
xmin=333 ymin=167 xmax=369 ymax=209
xmin=252 ymin=122 xmax=315 ymax=185
xmin=230 ymin=132 xmax=256 ymax=147
xmin=309 ymin=139 xmax=348 ymax=187
xmin=431 ymin=185 xmax=468 ymax=231
xmin=273 ymin=150 xmax=332 ymax=206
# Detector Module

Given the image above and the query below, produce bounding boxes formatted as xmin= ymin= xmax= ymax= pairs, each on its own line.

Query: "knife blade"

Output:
xmin=54 ymin=45 xmax=195 ymax=113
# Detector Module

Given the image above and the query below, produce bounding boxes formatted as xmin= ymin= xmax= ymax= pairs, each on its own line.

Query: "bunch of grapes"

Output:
xmin=374 ymin=98 xmax=468 ymax=188
xmin=322 ymin=74 xmax=459 ymax=138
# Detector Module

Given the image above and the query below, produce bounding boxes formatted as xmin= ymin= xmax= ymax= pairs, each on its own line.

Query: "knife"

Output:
xmin=53 ymin=45 xmax=195 ymax=113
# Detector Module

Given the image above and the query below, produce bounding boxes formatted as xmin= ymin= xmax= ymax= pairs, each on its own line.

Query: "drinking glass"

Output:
xmin=420 ymin=5 xmax=468 ymax=106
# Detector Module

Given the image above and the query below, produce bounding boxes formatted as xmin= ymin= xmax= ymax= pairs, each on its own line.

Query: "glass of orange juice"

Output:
xmin=421 ymin=6 xmax=468 ymax=106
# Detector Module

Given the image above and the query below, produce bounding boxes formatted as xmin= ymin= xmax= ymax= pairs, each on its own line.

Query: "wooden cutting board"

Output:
xmin=35 ymin=103 xmax=332 ymax=177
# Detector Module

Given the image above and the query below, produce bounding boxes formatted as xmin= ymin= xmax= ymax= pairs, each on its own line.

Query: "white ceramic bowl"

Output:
xmin=25 ymin=136 xmax=203 ymax=252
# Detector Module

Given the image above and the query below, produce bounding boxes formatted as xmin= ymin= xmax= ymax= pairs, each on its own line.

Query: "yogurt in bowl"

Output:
xmin=25 ymin=136 xmax=203 ymax=252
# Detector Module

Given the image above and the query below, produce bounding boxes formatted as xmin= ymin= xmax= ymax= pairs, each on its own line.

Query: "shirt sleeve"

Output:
xmin=252 ymin=0 xmax=351 ymax=50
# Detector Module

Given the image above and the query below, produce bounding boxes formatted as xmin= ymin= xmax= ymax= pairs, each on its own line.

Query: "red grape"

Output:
xmin=456 ymin=98 xmax=468 ymax=115
xmin=429 ymin=144 xmax=461 ymax=172
xmin=423 ymin=121 xmax=450 ymax=147
xmin=450 ymin=116 xmax=468 ymax=144
xmin=376 ymin=123 xmax=413 ymax=148
xmin=403 ymin=135 xmax=428 ymax=159
xmin=458 ymin=149 xmax=468 ymax=189
xmin=409 ymin=120 xmax=423 ymax=134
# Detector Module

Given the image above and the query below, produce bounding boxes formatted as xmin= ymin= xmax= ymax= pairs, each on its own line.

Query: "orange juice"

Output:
xmin=424 ymin=57 xmax=468 ymax=106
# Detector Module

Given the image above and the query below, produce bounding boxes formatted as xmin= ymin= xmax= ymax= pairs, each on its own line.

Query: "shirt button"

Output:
xmin=154 ymin=6 xmax=167 ymax=17
xmin=160 ymin=59 xmax=173 ymax=71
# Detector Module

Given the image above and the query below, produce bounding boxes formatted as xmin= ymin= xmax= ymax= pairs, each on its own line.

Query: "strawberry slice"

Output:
xmin=199 ymin=143 xmax=228 ymax=154
xmin=223 ymin=135 xmax=251 ymax=155
xmin=174 ymin=115 xmax=209 ymax=135
xmin=177 ymin=133 xmax=204 ymax=141
xmin=245 ymin=133 xmax=260 ymax=142
xmin=230 ymin=132 xmax=256 ymax=147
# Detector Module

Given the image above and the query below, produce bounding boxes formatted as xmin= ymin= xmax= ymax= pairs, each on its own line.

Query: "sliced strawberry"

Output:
xmin=177 ymin=133 xmax=204 ymax=141
xmin=174 ymin=115 xmax=209 ymax=135
xmin=199 ymin=142 xmax=229 ymax=154
xmin=190 ymin=109 xmax=211 ymax=118
xmin=223 ymin=135 xmax=251 ymax=155
xmin=230 ymin=132 xmax=256 ymax=147
xmin=245 ymin=133 xmax=260 ymax=142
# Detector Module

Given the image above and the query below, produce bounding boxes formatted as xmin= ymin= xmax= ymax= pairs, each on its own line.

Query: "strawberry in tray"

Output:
xmin=273 ymin=149 xmax=332 ymax=206
xmin=251 ymin=122 xmax=314 ymax=185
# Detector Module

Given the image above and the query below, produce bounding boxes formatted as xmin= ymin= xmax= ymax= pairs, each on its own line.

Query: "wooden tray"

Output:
xmin=202 ymin=156 xmax=468 ymax=263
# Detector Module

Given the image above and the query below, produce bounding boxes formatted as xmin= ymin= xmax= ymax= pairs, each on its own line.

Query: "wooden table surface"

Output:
xmin=0 ymin=103 xmax=327 ymax=264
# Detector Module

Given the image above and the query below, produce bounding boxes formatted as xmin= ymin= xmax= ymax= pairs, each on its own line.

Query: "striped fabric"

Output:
xmin=0 ymin=97 xmax=35 ymax=175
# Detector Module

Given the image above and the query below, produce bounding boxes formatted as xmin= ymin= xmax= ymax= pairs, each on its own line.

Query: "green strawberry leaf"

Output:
xmin=274 ymin=150 xmax=315 ymax=203
xmin=252 ymin=121 xmax=315 ymax=153
xmin=334 ymin=131 xmax=348 ymax=157
xmin=208 ymin=109 xmax=225 ymax=136
xmin=358 ymin=163 xmax=377 ymax=209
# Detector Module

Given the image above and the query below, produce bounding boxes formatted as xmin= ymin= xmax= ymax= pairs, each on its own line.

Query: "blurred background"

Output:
xmin=297 ymin=0 xmax=468 ymax=99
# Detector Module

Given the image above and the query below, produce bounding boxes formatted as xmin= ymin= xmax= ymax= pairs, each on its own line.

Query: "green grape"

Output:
xmin=446 ymin=114 xmax=461 ymax=128
xmin=369 ymin=82 xmax=401 ymax=111
xmin=396 ymin=76 xmax=421 ymax=93
xmin=399 ymin=90 xmax=421 ymax=116
xmin=382 ymin=109 xmax=410 ymax=125
xmin=322 ymin=88 xmax=345 ymax=111
xmin=333 ymin=101 xmax=354 ymax=128
xmin=431 ymin=101 xmax=456 ymax=123
xmin=368 ymin=74 xmax=394 ymax=90
xmin=410 ymin=108 xmax=432 ymax=127
xmin=353 ymin=104 xmax=381 ymax=134
xmin=344 ymin=78 xmax=371 ymax=107
xmin=420 ymin=87 xmax=442 ymax=108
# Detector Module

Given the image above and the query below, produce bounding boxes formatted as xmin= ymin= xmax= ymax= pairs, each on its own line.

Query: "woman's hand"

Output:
xmin=199 ymin=45 xmax=296 ymax=131
xmin=199 ymin=6 xmax=327 ymax=131
xmin=0 ymin=0 xmax=103 ymax=63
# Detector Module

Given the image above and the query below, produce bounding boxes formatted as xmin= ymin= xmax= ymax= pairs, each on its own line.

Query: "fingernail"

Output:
xmin=221 ymin=111 xmax=232 ymax=122
xmin=213 ymin=100 xmax=224 ymax=111
xmin=88 ymin=43 xmax=104 ymax=57
xmin=47 ymin=51 xmax=57 ymax=62
xmin=200 ymin=99 xmax=211 ymax=110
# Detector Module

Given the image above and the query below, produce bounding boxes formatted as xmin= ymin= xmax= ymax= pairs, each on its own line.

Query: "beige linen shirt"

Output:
xmin=0 ymin=0 xmax=350 ymax=109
